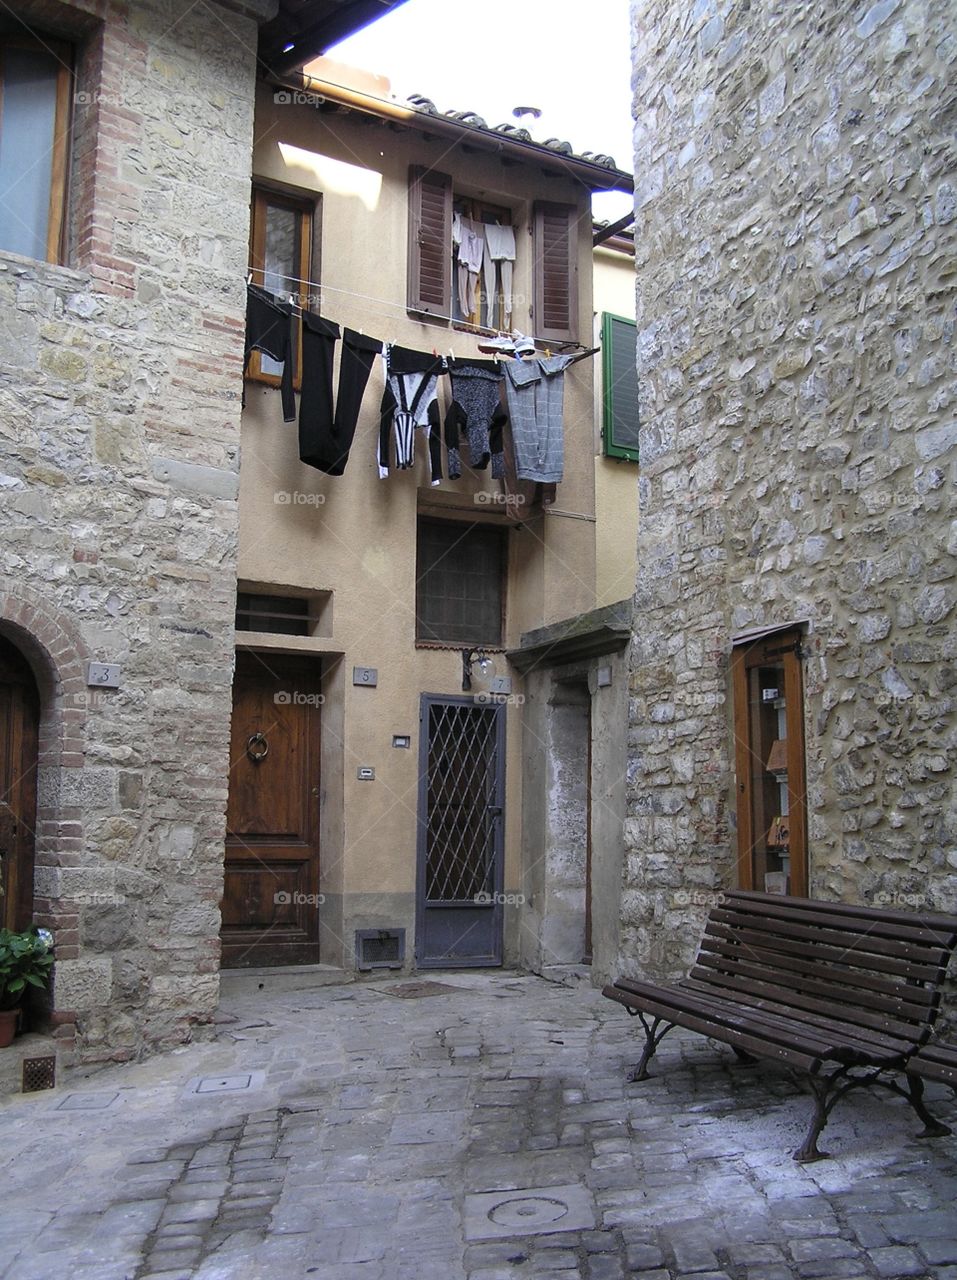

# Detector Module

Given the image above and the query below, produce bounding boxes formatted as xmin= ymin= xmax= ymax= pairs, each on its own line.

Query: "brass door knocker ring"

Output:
xmin=246 ymin=732 xmax=269 ymax=763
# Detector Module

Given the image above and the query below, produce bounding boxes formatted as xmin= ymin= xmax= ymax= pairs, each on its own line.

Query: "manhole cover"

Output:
xmin=464 ymin=1183 xmax=595 ymax=1240
xmin=489 ymin=1196 xmax=569 ymax=1228
xmin=183 ymin=1070 xmax=266 ymax=1096
xmin=56 ymin=1092 xmax=121 ymax=1111
xmin=376 ymin=981 xmax=461 ymax=998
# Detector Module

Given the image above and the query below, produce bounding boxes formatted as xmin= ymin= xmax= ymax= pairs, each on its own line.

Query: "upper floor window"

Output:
xmin=407 ymin=165 xmax=579 ymax=343
xmin=0 ymin=35 xmax=72 ymax=264
xmin=601 ymin=312 xmax=639 ymax=462
xmin=416 ymin=518 xmax=506 ymax=647
xmin=247 ymin=184 xmax=318 ymax=386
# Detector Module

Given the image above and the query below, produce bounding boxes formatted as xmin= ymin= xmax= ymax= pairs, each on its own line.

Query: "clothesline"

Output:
xmin=245 ymin=269 xmax=592 ymax=354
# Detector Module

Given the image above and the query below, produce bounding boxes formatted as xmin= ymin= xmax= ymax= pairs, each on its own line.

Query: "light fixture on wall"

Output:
xmin=462 ymin=649 xmax=495 ymax=692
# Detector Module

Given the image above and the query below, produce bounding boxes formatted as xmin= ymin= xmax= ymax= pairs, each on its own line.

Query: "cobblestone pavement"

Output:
xmin=1 ymin=971 xmax=955 ymax=1280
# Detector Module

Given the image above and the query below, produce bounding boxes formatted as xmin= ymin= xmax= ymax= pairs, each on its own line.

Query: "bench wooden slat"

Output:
xmin=695 ymin=938 xmax=937 ymax=1021
xmin=705 ymin=919 xmax=943 ymax=986
xmin=718 ymin=893 xmax=957 ymax=952
xmin=709 ymin=905 xmax=951 ymax=969
xmin=678 ymin=978 xmax=917 ymax=1061
xmin=725 ymin=889 xmax=957 ymax=937
xmin=907 ymin=1043 xmax=957 ymax=1087
xmin=609 ymin=975 xmax=903 ymax=1067
xmin=602 ymin=981 xmax=819 ymax=1073
xmin=689 ymin=957 xmax=927 ymax=1043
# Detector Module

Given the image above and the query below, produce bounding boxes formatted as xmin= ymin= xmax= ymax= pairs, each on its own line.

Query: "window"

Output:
xmin=236 ymin=592 xmax=309 ymax=636
xmin=731 ymin=627 xmax=808 ymax=898
xmin=601 ymin=312 xmax=639 ymax=462
xmin=452 ymin=194 xmax=511 ymax=329
xmin=416 ymin=519 xmax=506 ymax=646
xmin=407 ymin=165 xmax=579 ymax=341
xmin=247 ymin=185 xmax=317 ymax=385
xmin=0 ymin=35 xmax=72 ymax=264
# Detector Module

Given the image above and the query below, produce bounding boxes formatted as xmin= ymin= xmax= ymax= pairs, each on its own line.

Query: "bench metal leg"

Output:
xmin=627 ymin=1011 xmax=675 ymax=1082
xmin=905 ymin=1074 xmax=953 ymax=1140
xmin=795 ymin=1073 xmax=835 ymax=1162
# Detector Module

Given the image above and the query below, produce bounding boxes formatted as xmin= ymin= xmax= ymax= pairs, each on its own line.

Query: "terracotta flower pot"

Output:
xmin=0 ymin=1007 xmax=20 ymax=1048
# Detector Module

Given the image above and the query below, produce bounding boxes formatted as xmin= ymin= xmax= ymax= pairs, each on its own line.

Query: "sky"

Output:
xmin=329 ymin=0 xmax=635 ymax=222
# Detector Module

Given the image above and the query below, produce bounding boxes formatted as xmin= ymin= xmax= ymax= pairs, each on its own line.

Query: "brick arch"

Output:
xmin=0 ymin=582 xmax=89 ymax=1051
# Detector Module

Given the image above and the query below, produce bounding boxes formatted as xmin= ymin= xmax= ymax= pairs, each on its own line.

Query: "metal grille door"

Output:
xmin=416 ymin=695 xmax=505 ymax=967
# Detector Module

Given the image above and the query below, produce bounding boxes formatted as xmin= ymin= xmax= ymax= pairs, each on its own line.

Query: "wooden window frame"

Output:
xmin=247 ymin=184 xmax=318 ymax=389
xmin=731 ymin=627 xmax=808 ymax=899
xmin=601 ymin=311 xmax=639 ymax=462
xmin=0 ymin=34 xmax=72 ymax=265
xmin=415 ymin=517 xmax=507 ymax=648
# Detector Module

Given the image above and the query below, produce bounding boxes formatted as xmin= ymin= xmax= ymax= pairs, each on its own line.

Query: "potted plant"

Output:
xmin=0 ymin=927 xmax=54 ymax=1047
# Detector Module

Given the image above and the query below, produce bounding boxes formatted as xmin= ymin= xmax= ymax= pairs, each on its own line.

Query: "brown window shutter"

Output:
xmin=533 ymin=201 xmax=579 ymax=343
xmin=408 ymin=166 xmax=452 ymax=317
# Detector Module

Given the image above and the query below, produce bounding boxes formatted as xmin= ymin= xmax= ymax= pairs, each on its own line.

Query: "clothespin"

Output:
xmin=545 ymin=347 xmax=552 ymax=358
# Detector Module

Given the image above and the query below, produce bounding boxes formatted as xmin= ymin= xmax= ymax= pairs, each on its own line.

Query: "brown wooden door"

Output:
xmin=221 ymin=653 xmax=321 ymax=967
xmin=0 ymin=636 xmax=40 ymax=932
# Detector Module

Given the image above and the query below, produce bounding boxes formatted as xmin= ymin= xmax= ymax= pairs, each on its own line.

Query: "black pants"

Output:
xmin=298 ymin=318 xmax=381 ymax=476
xmin=244 ymin=284 xmax=296 ymax=421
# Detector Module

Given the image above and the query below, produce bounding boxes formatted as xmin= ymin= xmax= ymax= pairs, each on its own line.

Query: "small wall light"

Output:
xmin=462 ymin=649 xmax=495 ymax=691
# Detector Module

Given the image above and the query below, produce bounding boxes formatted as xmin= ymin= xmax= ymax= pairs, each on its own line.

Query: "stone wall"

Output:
xmin=0 ymin=0 xmax=264 ymax=1064
xmin=626 ymin=0 xmax=957 ymax=981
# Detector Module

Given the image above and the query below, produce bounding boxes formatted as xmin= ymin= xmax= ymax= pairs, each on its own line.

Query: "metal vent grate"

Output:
xmin=356 ymin=928 xmax=405 ymax=971
xmin=22 ymin=1056 xmax=56 ymax=1092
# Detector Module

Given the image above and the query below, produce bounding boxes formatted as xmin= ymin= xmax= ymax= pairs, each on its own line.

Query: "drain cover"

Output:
xmin=183 ymin=1070 xmax=266 ymax=1096
xmin=56 ymin=1092 xmax=121 ymax=1111
xmin=376 ymin=981 xmax=461 ymax=998
xmin=464 ymin=1183 xmax=595 ymax=1241
xmin=490 ymin=1196 xmax=569 ymax=1228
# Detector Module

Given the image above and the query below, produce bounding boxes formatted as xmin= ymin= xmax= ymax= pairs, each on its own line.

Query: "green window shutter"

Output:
xmin=601 ymin=312 xmax=639 ymax=462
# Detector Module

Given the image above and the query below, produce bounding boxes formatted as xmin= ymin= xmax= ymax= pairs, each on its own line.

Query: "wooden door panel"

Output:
xmin=0 ymin=639 xmax=39 ymax=933
xmin=222 ymin=654 xmax=321 ymax=967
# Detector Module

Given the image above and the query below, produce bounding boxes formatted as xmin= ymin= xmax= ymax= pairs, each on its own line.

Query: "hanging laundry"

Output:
xmin=446 ymin=400 xmax=508 ymax=483
xmin=445 ymin=359 xmax=506 ymax=479
xmin=244 ymin=283 xmax=296 ymax=421
xmin=455 ymin=215 xmax=485 ymax=318
xmin=298 ymin=317 xmax=382 ymax=476
xmin=482 ymin=224 xmax=516 ymax=331
xmin=378 ymin=345 xmax=446 ymax=483
xmin=502 ymin=354 xmax=575 ymax=485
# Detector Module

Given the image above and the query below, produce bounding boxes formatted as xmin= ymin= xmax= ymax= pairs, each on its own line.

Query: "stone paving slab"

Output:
xmin=0 ymin=971 xmax=955 ymax=1279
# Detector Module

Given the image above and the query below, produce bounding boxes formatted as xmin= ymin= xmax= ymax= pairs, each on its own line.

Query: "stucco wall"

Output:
xmin=594 ymin=243 xmax=640 ymax=607
xmin=242 ymin=85 xmax=601 ymax=966
xmin=0 ymin=0 xmax=259 ymax=1064
xmin=625 ymin=0 xmax=957 ymax=980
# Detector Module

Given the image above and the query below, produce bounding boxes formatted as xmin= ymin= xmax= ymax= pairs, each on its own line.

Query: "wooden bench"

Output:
xmin=603 ymin=889 xmax=957 ymax=1161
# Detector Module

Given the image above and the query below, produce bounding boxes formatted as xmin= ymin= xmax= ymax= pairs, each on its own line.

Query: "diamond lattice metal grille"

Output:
xmin=426 ymin=702 xmax=499 ymax=903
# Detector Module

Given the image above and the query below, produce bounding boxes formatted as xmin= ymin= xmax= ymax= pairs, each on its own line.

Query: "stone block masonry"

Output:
xmin=626 ymin=1 xmax=956 ymax=986
xmin=0 ymin=0 xmax=266 ymax=1066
